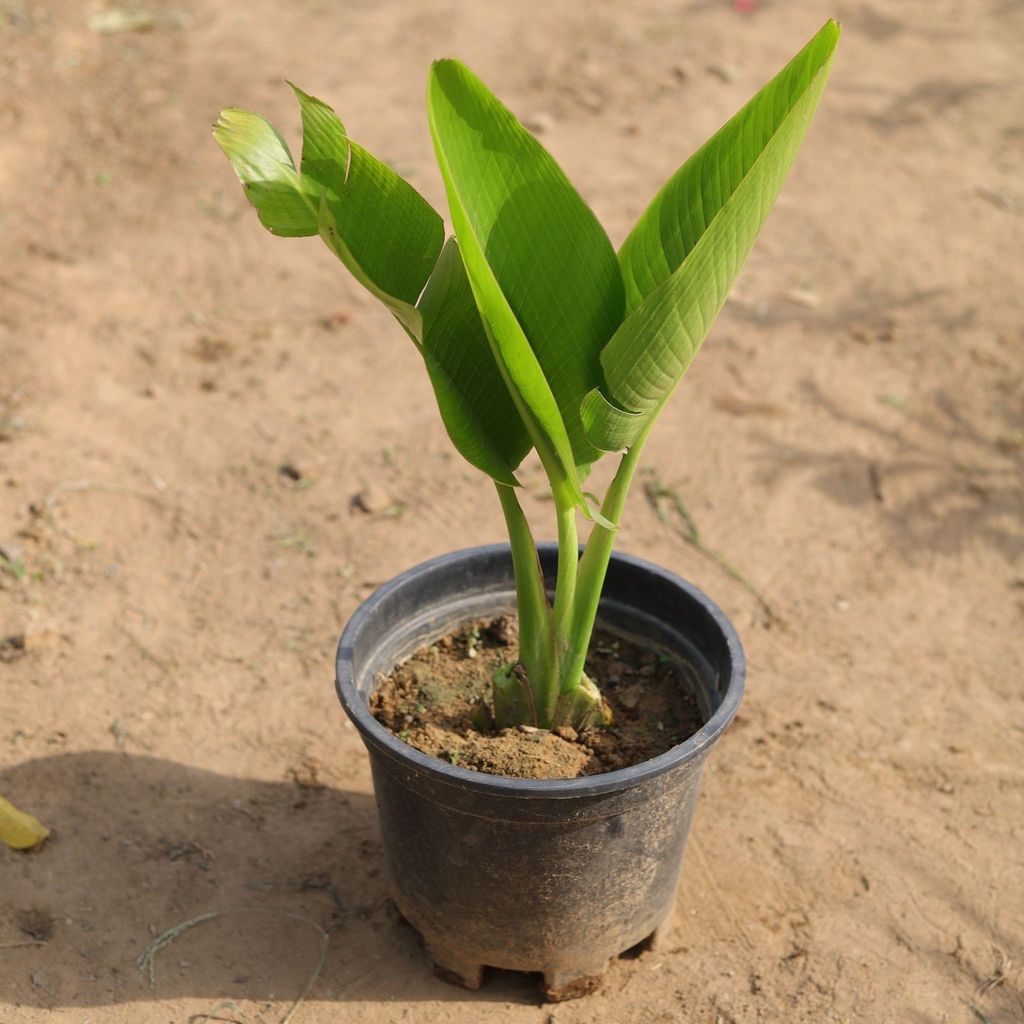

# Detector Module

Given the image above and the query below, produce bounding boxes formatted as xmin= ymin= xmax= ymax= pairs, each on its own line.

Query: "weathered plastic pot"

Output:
xmin=335 ymin=543 xmax=744 ymax=1000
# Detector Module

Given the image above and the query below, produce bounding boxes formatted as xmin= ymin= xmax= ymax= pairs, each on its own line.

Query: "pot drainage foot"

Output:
xmin=542 ymin=964 xmax=609 ymax=1002
xmin=642 ymin=918 xmax=672 ymax=953
xmin=425 ymin=943 xmax=484 ymax=990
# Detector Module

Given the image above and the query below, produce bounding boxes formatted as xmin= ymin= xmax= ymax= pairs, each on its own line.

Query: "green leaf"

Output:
xmin=216 ymin=87 xmax=532 ymax=486
xmin=584 ymin=20 xmax=840 ymax=450
xmin=290 ymin=86 xmax=444 ymax=335
xmin=580 ymin=388 xmax=645 ymax=453
xmin=214 ymin=87 xmax=444 ymax=339
xmin=427 ymin=59 xmax=624 ymax=511
xmin=419 ymin=238 xmax=532 ymax=485
xmin=289 ymin=82 xmax=350 ymax=190
xmin=212 ymin=109 xmax=316 ymax=237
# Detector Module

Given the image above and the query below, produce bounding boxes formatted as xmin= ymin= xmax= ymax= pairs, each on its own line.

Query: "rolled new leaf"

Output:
xmin=583 ymin=20 xmax=840 ymax=451
xmin=580 ymin=388 xmax=645 ymax=454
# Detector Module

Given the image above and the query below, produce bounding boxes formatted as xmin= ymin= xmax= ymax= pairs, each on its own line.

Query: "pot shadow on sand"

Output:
xmin=0 ymin=752 xmax=566 ymax=1009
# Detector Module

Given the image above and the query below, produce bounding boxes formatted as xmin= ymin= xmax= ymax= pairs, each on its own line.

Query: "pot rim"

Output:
xmin=335 ymin=543 xmax=746 ymax=799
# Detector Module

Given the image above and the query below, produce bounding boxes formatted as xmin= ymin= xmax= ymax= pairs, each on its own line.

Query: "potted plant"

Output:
xmin=214 ymin=20 xmax=839 ymax=1000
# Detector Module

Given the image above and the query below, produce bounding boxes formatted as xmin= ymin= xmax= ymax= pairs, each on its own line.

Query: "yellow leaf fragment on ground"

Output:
xmin=0 ymin=795 xmax=50 ymax=850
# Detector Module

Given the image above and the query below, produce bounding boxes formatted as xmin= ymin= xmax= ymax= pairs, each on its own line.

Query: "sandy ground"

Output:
xmin=1 ymin=0 xmax=1022 ymax=1021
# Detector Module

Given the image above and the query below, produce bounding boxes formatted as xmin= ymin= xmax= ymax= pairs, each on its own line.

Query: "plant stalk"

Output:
xmin=495 ymin=430 xmax=648 ymax=729
xmin=558 ymin=435 xmax=649 ymax=696
xmin=550 ymin=493 xmax=578 ymax=619
xmin=495 ymin=483 xmax=553 ymax=721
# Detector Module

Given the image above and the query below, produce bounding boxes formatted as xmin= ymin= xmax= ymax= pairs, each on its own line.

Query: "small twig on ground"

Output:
xmin=978 ymin=948 xmax=1014 ymax=995
xmin=117 ymin=624 xmax=175 ymax=675
xmin=42 ymin=478 xmax=173 ymax=513
xmin=279 ymin=923 xmax=332 ymax=1024
xmin=966 ymin=1002 xmax=994 ymax=1024
xmin=0 ymin=389 xmax=25 ymax=441
xmin=690 ymin=837 xmax=754 ymax=952
xmin=642 ymin=471 xmax=778 ymax=626
xmin=0 ymin=940 xmax=47 ymax=950
xmin=137 ymin=907 xmax=335 ymax=1024
xmin=248 ymin=876 xmax=345 ymax=912
xmin=188 ymin=1002 xmax=247 ymax=1024
xmin=29 ymin=477 xmax=180 ymax=548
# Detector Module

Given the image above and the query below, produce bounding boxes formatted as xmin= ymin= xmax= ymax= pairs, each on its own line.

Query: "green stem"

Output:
xmin=552 ymin=499 xmax=577 ymax=643
xmin=559 ymin=436 xmax=649 ymax=695
xmin=495 ymin=483 xmax=552 ymax=714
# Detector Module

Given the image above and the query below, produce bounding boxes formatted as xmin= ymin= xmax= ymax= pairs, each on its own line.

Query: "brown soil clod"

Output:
xmin=16 ymin=908 xmax=54 ymax=942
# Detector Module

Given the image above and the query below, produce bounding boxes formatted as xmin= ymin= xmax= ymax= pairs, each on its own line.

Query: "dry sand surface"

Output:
xmin=2 ymin=0 xmax=1022 ymax=1021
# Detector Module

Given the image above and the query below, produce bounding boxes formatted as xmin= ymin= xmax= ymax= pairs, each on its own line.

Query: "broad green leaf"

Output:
xmin=214 ymin=88 xmax=444 ymax=339
xmin=584 ymin=20 xmax=839 ymax=449
xmin=419 ymin=238 xmax=532 ymax=485
xmin=427 ymin=60 xmax=624 ymax=507
xmin=0 ymin=794 xmax=49 ymax=850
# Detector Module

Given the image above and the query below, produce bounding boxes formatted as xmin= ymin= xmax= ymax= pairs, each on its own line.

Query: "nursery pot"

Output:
xmin=334 ymin=543 xmax=745 ymax=1000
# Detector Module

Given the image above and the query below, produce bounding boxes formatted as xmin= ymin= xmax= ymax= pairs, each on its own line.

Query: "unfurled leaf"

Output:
xmin=0 ymin=795 xmax=49 ymax=850
xmin=584 ymin=20 xmax=840 ymax=451
xmin=428 ymin=60 xmax=623 ymax=510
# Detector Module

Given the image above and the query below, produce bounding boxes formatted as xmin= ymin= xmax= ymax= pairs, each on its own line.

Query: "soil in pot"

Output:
xmin=370 ymin=615 xmax=705 ymax=780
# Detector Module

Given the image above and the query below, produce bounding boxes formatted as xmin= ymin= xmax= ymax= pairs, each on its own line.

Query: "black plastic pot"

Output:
xmin=335 ymin=543 xmax=745 ymax=1000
